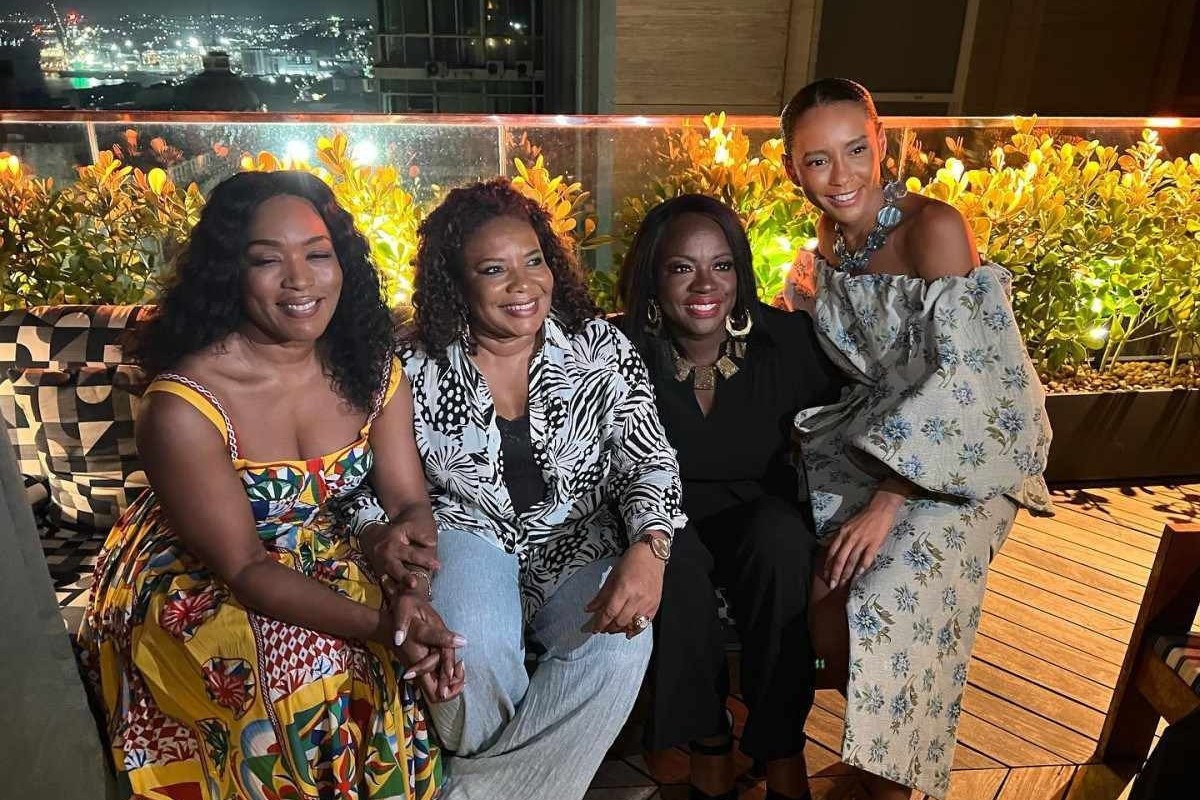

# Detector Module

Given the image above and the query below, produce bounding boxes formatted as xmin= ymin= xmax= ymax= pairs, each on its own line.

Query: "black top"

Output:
xmin=496 ymin=413 xmax=546 ymax=516
xmin=630 ymin=303 xmax=844 ymax=522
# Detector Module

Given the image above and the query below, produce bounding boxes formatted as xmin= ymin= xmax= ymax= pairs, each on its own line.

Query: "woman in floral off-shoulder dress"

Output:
xmin=778 ymin=79 xmax=1053 ymax=800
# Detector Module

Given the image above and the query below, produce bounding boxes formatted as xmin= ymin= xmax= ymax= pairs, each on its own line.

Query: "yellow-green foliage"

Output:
xmin=617 ymin=112 xmax=818 ymax=304
xmin=909 ymin=118 xmax=1200 ymax=372
xmin=1 ymin=151 xmax=203 ymax=307
xmin=2 ymin=133 xmax=600 ymax=313
xmin=239 ymin=133 xmax=423 ymax=308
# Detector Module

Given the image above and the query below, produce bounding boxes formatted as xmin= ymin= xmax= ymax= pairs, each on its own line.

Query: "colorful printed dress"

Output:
xmin=78 ymin=358 xmax=442 ymax=800
xmin=789 ymin=262 xmax=1053 ymax=799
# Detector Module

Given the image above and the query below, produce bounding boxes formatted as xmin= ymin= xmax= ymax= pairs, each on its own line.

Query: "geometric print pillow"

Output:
xmin=7 ymin=364 xmax=148 ymax=531
xmin=0 ymin=305 xmax=151 ymax=368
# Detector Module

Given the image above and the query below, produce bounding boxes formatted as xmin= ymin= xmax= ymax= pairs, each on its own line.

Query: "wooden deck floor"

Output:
xmin=588 ymin=482 xmax=1200 ymax=800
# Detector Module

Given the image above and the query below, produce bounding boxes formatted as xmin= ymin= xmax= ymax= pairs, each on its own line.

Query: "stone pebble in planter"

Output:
xmin=1042 ymin=361 xmax=1200 ymax=394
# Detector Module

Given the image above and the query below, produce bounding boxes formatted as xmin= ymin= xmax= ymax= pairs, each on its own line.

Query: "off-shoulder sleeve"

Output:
xmin=796 ymin=264 xmax=1053 ymax=532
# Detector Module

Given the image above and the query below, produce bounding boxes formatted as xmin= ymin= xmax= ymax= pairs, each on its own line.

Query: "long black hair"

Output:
xmin=129 ymin=170 xmax=395 ymax=412
xmin=616 ymin=193 xmax=762 ymax=354
xmin=409 ymin=177 xmax=599 ymax=361
xmin=780 ymin=77 xmax=878 ymax=159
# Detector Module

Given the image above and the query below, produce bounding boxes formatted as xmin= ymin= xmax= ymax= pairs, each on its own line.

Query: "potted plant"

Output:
xmin=909 ymin=121 xmax=1200 ymax=481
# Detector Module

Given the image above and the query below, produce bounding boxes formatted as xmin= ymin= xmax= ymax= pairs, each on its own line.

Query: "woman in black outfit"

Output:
xmin=617 ymin=194 xmax=842 ymax=800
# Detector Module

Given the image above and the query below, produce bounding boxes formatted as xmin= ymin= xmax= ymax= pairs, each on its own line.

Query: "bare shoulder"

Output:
xmin=136 ymin=387 xmax=229 ymax=461
xmin=902 ymin=196 xmax=979 ymax=280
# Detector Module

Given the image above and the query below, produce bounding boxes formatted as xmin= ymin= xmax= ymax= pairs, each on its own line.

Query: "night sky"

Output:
xmin=5 ymin=0 xmax=376 ymax=21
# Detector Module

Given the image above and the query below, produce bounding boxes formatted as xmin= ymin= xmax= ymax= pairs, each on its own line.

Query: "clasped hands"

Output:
xmin=361 ymin=519 xmax=465 ymax=703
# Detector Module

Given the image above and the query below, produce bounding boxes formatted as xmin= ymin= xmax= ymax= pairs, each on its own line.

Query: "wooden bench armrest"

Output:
xmin=1097 ymin=522 xmax=1200 ymax=765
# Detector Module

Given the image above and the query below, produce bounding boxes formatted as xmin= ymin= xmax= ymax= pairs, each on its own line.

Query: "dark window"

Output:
xmin=459 ymin=0 xmax=482 ymax=35
xmin=401 ymin=0 xmax=429 ymax=33
xmin=432 ymin=1 xmax=457 ymax=35
xmin=404 ymin=37 xmax=431 ymax=67
xmin=433 ymin=38 xmax=458 ymax=64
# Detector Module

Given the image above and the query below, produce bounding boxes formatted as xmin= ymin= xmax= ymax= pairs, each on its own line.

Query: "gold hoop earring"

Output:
xmin=646 ymin=298 xmax=662 ymax=334
xmin=725 ymin=309 xmax=752 ymax=338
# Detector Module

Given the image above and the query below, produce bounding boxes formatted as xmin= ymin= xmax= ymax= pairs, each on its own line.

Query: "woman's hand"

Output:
xmin=824 ymin=478 xmax=911 ymax=589
xmin=584 ymin=536 xmax=666 ymax=639
xmin=382 ymin=588 xmax=466 ymax=701
xmin=361 ymin=518 xmax=440 ymax=591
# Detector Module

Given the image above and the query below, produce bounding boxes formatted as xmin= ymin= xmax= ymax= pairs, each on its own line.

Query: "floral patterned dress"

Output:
xmin=790 ymin=262 xmax=1053 ymax=799
xmin=78 ymin=358 xmax=443 ymax=800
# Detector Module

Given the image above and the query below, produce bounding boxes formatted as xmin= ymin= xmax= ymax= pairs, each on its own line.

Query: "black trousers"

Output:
xmin=646 ymin=494 xmax=818 ymax=761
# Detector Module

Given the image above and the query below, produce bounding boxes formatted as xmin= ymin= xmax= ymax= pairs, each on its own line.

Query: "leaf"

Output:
xmin=147 ymin=168 xmax=168 ymax=196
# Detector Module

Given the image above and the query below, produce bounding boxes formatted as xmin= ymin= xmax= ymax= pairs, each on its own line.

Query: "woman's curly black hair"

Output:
xmin=410 ymin=176 xmax=599 ymax=361
xmin=129 ymin=170 xmax=395 ymax=412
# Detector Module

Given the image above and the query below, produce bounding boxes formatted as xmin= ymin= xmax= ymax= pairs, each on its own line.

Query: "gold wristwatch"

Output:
xmin=632 ymin=530 xmax=671 ymax=562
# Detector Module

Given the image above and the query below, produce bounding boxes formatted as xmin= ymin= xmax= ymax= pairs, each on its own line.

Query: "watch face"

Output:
xmin=650 ymin=536 xmax=671 ymax=560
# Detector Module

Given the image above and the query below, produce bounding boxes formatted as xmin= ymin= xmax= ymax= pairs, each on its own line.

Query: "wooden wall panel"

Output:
xmin=612 ymin=0 xmax=794 ymax=114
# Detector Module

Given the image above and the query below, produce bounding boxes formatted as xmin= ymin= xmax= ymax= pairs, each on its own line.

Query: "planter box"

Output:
xmin=1044 ymin=389 xmax=1200 ymax=483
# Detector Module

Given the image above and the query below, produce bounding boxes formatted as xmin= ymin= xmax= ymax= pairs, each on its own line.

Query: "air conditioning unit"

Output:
xmin=515 ymin=60 xmax=534 ymax=78
xmin=424 ymin=60 xmax=448 ymax=78
xmin=485 ymin=60 xmax=504 ymax=78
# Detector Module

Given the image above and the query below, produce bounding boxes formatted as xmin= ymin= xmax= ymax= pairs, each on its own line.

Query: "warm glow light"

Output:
xmin=554 ymin=114 xmax=569 ymax=125
xmin=1145 ymin=117 xmax=1182 ymax=128
xmin=631 ymin=116 xmax=650 ymax=127
xmin=1087 ymin=325 xmax=1110 ymax=345
xmin=350 ymin=140 xmax=379 ymax=165
xmin=284 ymin=140 xmax=310 ymax=162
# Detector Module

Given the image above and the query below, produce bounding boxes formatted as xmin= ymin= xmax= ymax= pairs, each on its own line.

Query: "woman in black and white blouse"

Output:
xmin=347 ymin=178 xmax=686 ymax=799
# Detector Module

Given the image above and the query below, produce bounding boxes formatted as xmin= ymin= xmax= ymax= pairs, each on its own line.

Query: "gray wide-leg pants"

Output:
xmin=431 ymin=529 xmax=652 ymax=800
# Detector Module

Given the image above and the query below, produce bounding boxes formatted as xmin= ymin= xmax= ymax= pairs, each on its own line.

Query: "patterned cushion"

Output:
xmin=7 ymin=364 xmax=147 ymax=530
xmin=0 ymin=305 xmax=152 ymax=368
xmin=0 ymin=304 xmax=153 ymax=527
xmin=0 ymin=383 xmax=41 ymax=478
xmin=1154 ymin=633 xmax=1200 ymax=694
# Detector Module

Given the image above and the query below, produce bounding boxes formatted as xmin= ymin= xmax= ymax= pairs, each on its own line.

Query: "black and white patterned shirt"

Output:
xmin=346 ymin=316 xmax=687 ymax=620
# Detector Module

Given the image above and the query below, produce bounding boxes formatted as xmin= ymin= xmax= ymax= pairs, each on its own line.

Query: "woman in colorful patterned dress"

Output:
xmin=779 ymin=80 xmax=1054 ymax=799
xmin=79 ymin=170 xmax=463 ymax=800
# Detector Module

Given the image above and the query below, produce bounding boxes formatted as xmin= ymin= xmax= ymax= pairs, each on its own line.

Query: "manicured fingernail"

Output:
xmin=452 ymin=635 xmax=468 ymax=647
xmin=403 ymin=669 xmax=417 ymax=680
xmin=394 ymin=630 xmax=406 ymax=646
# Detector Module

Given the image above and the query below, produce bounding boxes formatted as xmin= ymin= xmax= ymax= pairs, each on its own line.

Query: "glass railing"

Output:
xmin=3 ymin=111 xmax=1199 ymax=381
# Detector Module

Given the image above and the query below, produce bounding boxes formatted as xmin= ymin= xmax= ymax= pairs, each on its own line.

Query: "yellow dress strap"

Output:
xmin=363 ymin=356 xmax=404 ymax=432
xmin=145 ymin=374 xmax=239 ymax=459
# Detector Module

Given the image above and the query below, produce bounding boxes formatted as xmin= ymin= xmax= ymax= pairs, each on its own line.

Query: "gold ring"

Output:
xmin=629 ymin=614 xmax=650 ymax=632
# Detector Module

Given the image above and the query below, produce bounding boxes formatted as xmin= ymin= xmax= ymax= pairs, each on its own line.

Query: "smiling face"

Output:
xmin=461 ymin=214 xmax=554 ymax=344
xmin=784 ymin=100 xmax=887 ymax=232
xmin=239 ymin=193 xmax=343 ymax=345
xmin=654 ymin=212 xmax=738 ymax=342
